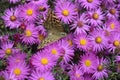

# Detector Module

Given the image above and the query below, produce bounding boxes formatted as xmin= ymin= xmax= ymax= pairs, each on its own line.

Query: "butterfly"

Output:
xmin=38 ymin=8 xmax=67 ymax=49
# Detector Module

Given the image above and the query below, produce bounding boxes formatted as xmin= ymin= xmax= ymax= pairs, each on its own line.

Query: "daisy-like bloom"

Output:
xmin=78 ymin=0 xmax=101 ymax=11
xmin=71 ymin=14 xmax=90 ymax=35
xmin=74 ymin=33 xmax=91 ymax=52
xmin=87 ymin=8 xmax=104 ymax=26
xmin=106 ymin=5 xmax=119 ymax=19
xmin=88 ymin=29 xmax=108 ymax=52
xmin=108 ymin=32 xmax=120 ymax=53
xmin=29 ymin=0 xmax=47 ymax=5
xmin=58 ymin=39 xmax=74 ymax=63
xmin=7 ymin=52 xmax=26 ymax=65
xmin=36 ymin=25 xmax=47 ymax=44
xmin=29 ymin=70 xmax=55 ymax=80
xmin=37 ymin=3 xmax=49 ymax=19
xmin=92 ymin=58 xmax=108 ymax=80
xmin=0 ymin=41 xmax=16 ymax=58
xmin=0 ymin=71 xmax=17 ymax=80
xmin=19 ymin=3 xmax=38 ymax=22
xmin=44 ymin=42 xmax=61 ymax=59
xmin=104 ymin=18 xmax=120 ymax=33
xmin=8 ymin=0 xmax=20 ymax=3
xmin=80 ymin=53 xmax=97 ymax=73
xmin=2 ymin=8 xmax=21 ymax=29
xmin=31 ymin=51 xmax=57 ymax=72
xmin=55 ymin=1 xmax=78 ymax=24
xmin=69 ymin=65 xmax=84 ymax=80
xmin=21 ymin=24 xmax=38 ymax=45
xmin=0 ymin=35 xmax=9 ymax=43
xmin=102 ymin=0 xmax=115 ymax=7
xmin=7 ymin=62 xmax=29 ymax=80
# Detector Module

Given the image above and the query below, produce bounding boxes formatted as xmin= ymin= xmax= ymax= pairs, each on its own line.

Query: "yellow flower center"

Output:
xmin=62 ymin=9 xmax=69 ymax=16
xmin=97 ymin=65 xmax=104 ymax=71
xmin=39 ymin=6 xmax=46 ymax=12
xmin=14 ymin=68 xmax=21 ymax=75
xmin=26 ymin=9 xmax=33 ymax=16
xmin=95 ymin=36 xmax=102 ymax=44
xmin=87 ymin=0 xmax=93 ymax=3
xmin=39 ymin=34 xmax=44 ymax=41
xmin=85 ymin=60 xmax=91 ymax=67
xmin=80 ymin=39 xmax=87 ymax=46
xmin=10 ymin=15 xmax=16 ymax=21
xmin=75 ymin=73 xmax=80 ymax=78
xmin=25 ymin=30 xmax=32 ymax=37
xmin=39 ymin=77 xmax=45 ymax=80
xmin=5 ymin=48 xmax=12 ymax=55
xmin=110 ymin=23 xmax=115 ymax=29
xmin=51 ymin=49 xmax=57 ymax=55
xmin=40 ymin=58 xmax=49 ymax=65
xmin=68 ymin=40 xmax=73 ymax=46
xmin=113 ymin=40 xmax=120 ymax=47
xmin=109 ymin=9 xmax=116 ymax=15
xmin=77 ymin=21 xmax=84 ymax=27
xmin=92 ymin=13 xmax=99 ymax=20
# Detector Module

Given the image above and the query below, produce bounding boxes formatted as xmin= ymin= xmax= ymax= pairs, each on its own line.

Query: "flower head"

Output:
xmin=55 ymin=1 xmax=78 ymax=24
xmin=2 ymin=8 xmax=21 ymax=29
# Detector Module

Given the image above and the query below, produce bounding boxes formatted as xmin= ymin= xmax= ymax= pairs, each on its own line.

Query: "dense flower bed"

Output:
xmin=0 ymin=0 xmax=120 ymax=80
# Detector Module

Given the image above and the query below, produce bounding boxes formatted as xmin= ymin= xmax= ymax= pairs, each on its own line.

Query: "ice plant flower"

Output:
xmin=2 ymin=8 xmax=21 ymax=29
xmin=74 ymin=33 xmax=91 ymax=52
xmin=87 ymin=8 xmax=104 ymax=26
xmin=30 ymin=70 xmax=55 ymax=80
xmin=7 ymin=63 xmax=29 ymax=80
xmin=31 ymin=51 xmax=57 ymax=72
xmin=88 ymin=29 xmax=108 ymax=52
xmin=21 ymin=24 xmax=38 ymax=45
xmin=71 ymin=14 xmax=90 ymax=35
xmin=80 ymin=53 xmax=97 ymax=73
xmin=55 ymin=1 xmax=78 ymax=24
xmin=19 ymin=3 xmax=38 ymax=22
xmin=92 ymin=58 xmax=108 ymax=80
xmin=78 ymin=0 xmax=101 ymax=11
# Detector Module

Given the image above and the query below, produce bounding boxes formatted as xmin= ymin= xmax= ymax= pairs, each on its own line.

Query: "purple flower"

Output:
xmin=71 ymin=14 xmax=90 ymax=35
xmin=0 ymin=41 xmax=17 ymax=58
xmin=88 ymin=29 xmax=108 ymax=52
xmin=21 ymin=24 xmax=38 ymax=45
xmin=28 ymin=0 xmax=47 ymax=5
xmin=31 ymin=51 xmax=57 ymax=72
xmin=79 ymin=53 xmax=97 ymax=73
xmin=19 ymin=3 xmax=38 ymax=22
xmin=8 ymin=0 xmax=20 ymax=3
xmin=87 ymin=8 xmax=104 ymax=26
xmin=69 ymin=65 xmax=84 ymax=80
xmin=29 ymin=70 xmax=55 ymax=80
xmin=108 ymin=32 xmax=120 ymax=53
xmin=92 ymin=58 xmax=108 ymax=80
xmin=7 ymin=63 xmax=29 ymax=80
xmin=55 ymin=1 xmax=78 ymax=24
xmin=78 ymin=0 xmax=101 ymax=11
xmin=74 ymin=33 xmax=92 ymax=52
xmin=2 ymin=8 xmax=21 ymax=29
xmin=58 ymin=39 xmax=74 ymax=63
